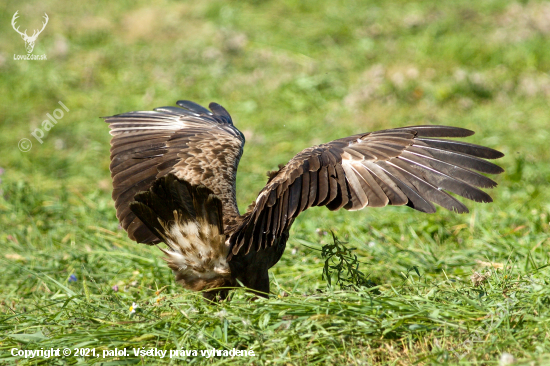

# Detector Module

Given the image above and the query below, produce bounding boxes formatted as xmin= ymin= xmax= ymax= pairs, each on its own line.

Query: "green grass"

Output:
xmin=1 ymin=0 xmax=550 ymax=364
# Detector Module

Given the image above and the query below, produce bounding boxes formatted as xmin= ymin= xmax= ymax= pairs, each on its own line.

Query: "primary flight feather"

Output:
xmin=104 ymin=100 xmax=503 ymax=300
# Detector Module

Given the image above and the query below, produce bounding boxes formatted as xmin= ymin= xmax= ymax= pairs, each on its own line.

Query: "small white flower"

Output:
xmin=129 ymin=302 xmax=138 ymax=314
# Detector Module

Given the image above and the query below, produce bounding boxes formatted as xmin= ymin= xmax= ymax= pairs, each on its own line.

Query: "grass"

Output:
xmin=1 ymin=0 xmax=550 ymax=364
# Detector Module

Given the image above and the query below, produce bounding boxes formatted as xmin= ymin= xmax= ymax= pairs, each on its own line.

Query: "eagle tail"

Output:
xmin=129 ymin=174 xmax=223 ymax=242
xmin=129 ymin=174 xmax=234 ymax=296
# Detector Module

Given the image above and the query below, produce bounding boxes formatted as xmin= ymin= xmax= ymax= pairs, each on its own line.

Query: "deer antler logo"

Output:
xmin=12 ymin=11 xmax=49 ymax=54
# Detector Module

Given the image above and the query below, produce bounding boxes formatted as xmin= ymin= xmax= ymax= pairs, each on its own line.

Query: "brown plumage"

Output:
xmin=104 ymin=100 xmax=504 ymax=299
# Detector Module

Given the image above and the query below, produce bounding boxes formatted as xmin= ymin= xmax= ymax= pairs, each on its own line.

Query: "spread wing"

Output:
xmin=104 ymin=101 xmax=244 ymax=244
xmin=229 ymin=125 xmax=503 ymax=256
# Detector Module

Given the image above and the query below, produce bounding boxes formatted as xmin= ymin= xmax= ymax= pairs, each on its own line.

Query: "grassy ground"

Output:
xmin=1 ymin=0 xmax=550 ymax=364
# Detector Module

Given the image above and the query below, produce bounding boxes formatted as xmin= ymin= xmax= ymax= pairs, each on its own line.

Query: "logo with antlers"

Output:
xmin=11 ymin=11 xmax=49 ymax=54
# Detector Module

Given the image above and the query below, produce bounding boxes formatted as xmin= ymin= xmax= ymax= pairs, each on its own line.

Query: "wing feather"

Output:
xmin=104 ymin=101 xmax=244 ymax=244
xmin=326 ymin=163 xmax=350 ymax=211
xmin=316 ymin=165 xmax=329 ymax=206
xmin=299 ymin=168 xmax=311 ymax=212
xmin=229 ymin=125 xmax=503 ymax=256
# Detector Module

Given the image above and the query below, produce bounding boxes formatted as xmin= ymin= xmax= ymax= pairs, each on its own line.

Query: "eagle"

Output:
xmin=103 ymin=100 xmax=503 ymax=300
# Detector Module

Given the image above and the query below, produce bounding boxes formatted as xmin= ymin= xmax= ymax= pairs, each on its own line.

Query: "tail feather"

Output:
xmin=129 ymin=174 xmax=234 ymax=293
xmin=129 ymin=174 xmax=222 ymax=243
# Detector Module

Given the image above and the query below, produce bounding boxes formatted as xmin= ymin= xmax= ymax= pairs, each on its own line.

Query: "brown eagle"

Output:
xmin=104 ymin=100 xmax=503 ymax=300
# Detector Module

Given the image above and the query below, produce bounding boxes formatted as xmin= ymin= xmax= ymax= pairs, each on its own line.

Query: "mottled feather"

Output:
xmin=104 ymin=101 xmax=245 ymax=244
